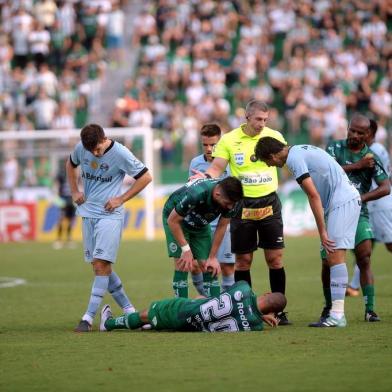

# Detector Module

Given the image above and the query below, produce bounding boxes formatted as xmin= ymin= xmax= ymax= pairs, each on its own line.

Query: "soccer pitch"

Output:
xmin=1 ymin=238 xmax=391 ymax=392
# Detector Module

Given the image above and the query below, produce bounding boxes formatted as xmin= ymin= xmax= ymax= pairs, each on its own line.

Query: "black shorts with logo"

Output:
xmin=230 ymin=192 xmax=284 ymax=253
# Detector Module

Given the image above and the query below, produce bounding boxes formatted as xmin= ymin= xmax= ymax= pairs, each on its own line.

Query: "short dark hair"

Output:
xmin=255 ymin=137 xmax=286 ymax=161
xmin=263 ymin=292 xmax=287 ymax=314
xmin=245 ymin=100 xmax=269 ymax=117
xmin=200 ymin=123 xmax=221 ymax=138
xmin=80 ymin=124 xmax=106 ymax=151
xmin=349 ymin=113 xmax=370 ymax=129
xmin=369 ymin=119 xmax=378 ymax=137
xmin=218 ymin=176 xmax=243 ymax=203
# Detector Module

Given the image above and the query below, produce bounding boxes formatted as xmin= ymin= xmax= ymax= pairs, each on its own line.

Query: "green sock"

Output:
xmin=210 ymin=276 xmax=221 ymax=297
xmin=104 ymin=312 xmax=143 ymax=331
xmin=203 ymin=272 xmax=220 ymax=297
xmin=362 ymin=285 xmax=375 ymax=312
xmin=173 ymin=270 xmax=188 ymax=298
xmin=323 ymin=287 xmax=332 ymax=309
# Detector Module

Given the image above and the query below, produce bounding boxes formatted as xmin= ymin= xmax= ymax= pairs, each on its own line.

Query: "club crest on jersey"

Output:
xmin=100 ymin=163 xmax=109 ymax=171
xmin=169 ymin=242 xmax=178 ymax=252
xmin=234 ymin=153 xmax=245 ymax=166
xmin=234 ymin=290 xmax=243 ymax=301
xmin=90 ymin=160 xmax=99 ymax=170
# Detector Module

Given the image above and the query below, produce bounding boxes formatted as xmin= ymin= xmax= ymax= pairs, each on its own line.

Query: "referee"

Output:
xmin=191 ymin=100 xmax=290 ymax=325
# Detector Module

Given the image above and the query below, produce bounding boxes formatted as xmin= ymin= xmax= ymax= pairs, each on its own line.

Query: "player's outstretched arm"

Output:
xmin=189 ymin=157 xmax=228 ymax=180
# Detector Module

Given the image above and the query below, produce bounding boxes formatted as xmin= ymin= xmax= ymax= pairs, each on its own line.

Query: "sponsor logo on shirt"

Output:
xmin=82 ymin=171 xmax=113 ymax=183
xmin=237 ymin=302 xmax=251 ymax=331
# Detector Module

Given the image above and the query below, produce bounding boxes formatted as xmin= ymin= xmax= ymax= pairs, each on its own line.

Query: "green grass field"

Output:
xmin=1 ymin=238 xmax=391 ymax=392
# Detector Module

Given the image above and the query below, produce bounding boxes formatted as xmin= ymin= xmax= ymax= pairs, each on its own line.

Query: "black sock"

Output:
xmin=269 ymin=267 xmax=286 ymax=294
xmin=235 ymin=270 xmax=252 ymax=287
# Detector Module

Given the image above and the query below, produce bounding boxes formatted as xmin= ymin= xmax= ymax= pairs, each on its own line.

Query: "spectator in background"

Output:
xmin=1 ymin=154 xmax=19 ymax=200
xmin=105 ymin=1 xmax=125 ymax=66
xmin=36 ymin=156 xmax=52 ymax=188
xmin=28 ymin=21 xmax=50 ymax=68
xmin=29 ymin=89 xmax=58 ymax=130
xmin=52 ymin=101 xmax=74 ymax=130
xmin=21 ymin=158 xmax=37 ymax=187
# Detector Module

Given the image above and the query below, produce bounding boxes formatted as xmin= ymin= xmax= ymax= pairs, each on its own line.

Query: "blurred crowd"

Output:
xmin=1 ymin=0 xmax=392 ymax=191
xmin=112 ymin=0 xmax=392 ymax=167
xmin=0 ymin=0 xmax=126 ymax=193
xmin=0 ymin=0 xmax=126 ymax=133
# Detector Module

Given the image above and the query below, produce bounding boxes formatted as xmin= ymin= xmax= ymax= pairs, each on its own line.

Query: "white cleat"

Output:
xmin=100 ymin=304 xmax=113 ymax=332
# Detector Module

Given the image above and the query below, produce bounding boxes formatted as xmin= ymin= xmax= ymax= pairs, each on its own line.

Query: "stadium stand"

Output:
xmin=0 ymin=0 xmax=391 ymax=187
xmin=110 ymin=0 xmax=391 ymax=182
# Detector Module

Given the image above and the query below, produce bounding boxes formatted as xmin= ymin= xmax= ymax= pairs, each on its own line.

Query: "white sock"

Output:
xmin=330 ymin=264 xmax=348 ymax=320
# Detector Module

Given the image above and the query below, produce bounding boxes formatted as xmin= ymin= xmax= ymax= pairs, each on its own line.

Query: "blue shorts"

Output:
xmin=106 ymin=35 xmax=123 ymax=49
xmin=211 ymin=224 xmax=234 ymax=264
xmin=82 ymin=217 xmax=123 ymax=263
xmin=321 ymin=197 xmax=361 ymax=258
xmin=369 ymin=209 xmax=392 ymax=243
xmin=326 ymin=197 xmax=361 ymax=250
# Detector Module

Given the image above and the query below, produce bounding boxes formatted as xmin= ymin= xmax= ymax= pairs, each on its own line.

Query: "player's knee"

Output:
xmin=235 ymin=255 xmax=252 ymax=270
xmin=356 ymin=254 xmax=371 ymax=269
xmin=221 ymin=263 xmax=235 ymax=276
xmin=265 ymin=253 xmax=283 ymax=269
xmin=92 ymin=260 xmax=112 ymax=275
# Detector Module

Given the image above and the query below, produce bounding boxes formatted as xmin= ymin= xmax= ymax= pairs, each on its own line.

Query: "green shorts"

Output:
xmin=354 ymin=214 xmax=374 ymax=246
xmin=147 ymin=298 xmax=189 ymax=330
xmin=163 ymin=219 xmax=212 ymax=260
xmin=320 ymin=215 xmax=374 ymax=259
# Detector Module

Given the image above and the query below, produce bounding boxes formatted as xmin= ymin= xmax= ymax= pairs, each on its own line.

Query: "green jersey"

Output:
xmin=326 ymin=140 xmax=388 ymax=217
xmin=148 ymin=281 xmax=264 ymax=332
xmin=162 ymin=178 xmax=238 ymax=229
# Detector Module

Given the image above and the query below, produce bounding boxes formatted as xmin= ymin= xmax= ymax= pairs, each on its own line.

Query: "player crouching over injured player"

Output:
xmin=100 ymin=281 xmax=287 ymax=332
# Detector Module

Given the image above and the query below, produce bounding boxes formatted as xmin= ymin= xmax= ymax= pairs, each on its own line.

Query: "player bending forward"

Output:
xmin=100 ymin=281 xmax=286 ymax=332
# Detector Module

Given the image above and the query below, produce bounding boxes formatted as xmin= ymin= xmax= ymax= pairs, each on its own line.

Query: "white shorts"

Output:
xmin=326 ymin=197 xmax=361 ymax=250
xmin=369 ymin=209 xmax=392 ymax=243
xmin=211 ymin=224 xmax=235 ymax=264
xmin=82 ymin=217 xmax=123 ymax=263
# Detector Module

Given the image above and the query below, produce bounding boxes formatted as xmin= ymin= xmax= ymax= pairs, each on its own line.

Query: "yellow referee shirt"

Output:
xmin=212 ymin=124 xmax=286 ymax=198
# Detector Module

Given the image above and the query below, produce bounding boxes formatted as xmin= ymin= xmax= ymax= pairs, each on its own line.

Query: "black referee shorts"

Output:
xmin=230 ymin=192 xmax=284 ymax=253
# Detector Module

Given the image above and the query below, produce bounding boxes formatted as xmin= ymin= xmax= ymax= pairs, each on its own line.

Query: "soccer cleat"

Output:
xmin=364 ymin=310 xmax=380 ymax=322
xmin=308 ymin=307 xmax=331 ymax=327
xmin=100 ymin=304 xmax=113 ymax=331
xmin=309 ymin=315 xmax=347 ymax=328
xmin=74 ymin=319 xmax=92 ymax=332
xmin=276 ymin=311 xmax=292 ymax=326
xmin=345 ymin=286 xmax=360 ymax=297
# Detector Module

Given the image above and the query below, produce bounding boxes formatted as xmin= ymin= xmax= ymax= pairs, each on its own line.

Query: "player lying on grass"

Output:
xmin=100 ymin=281 xmax=287 ymax=332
